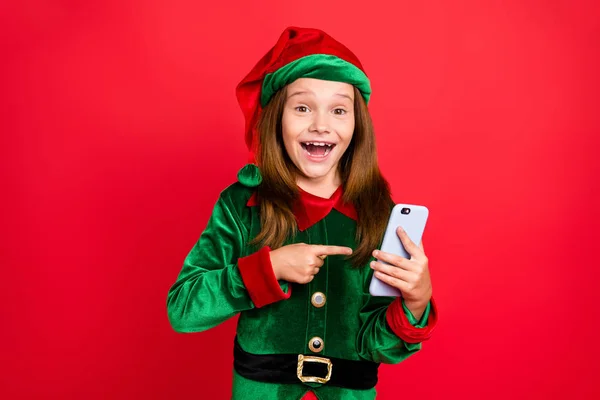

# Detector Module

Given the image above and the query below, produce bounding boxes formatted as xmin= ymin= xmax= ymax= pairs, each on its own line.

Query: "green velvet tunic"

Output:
xmin=167 ymin=166 xmax=432 ymax=400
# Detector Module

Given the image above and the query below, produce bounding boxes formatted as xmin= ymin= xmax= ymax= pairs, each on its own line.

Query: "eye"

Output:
xmin=333 ymin=108 xmax=347 ymax=115
xmin=295 ymin=106 xmax=310 ymax=113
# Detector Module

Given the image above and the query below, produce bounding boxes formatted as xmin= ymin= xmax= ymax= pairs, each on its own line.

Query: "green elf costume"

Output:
xmin=167 ymin=26 xmax=438 ymax=400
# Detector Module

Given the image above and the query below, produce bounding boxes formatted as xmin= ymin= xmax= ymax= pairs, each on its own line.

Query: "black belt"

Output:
xmin=233 ymin=336 xmax=380 ymax=390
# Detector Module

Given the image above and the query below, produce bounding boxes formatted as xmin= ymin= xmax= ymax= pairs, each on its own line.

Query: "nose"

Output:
xmin=309 ymin=111 xmax=331 ymax=134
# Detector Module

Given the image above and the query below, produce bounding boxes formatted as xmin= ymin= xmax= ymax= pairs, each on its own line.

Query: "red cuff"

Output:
xmin=386 ymin=297 xmax=438 ymax=344
xmin=238 ymin=246 xmax=292 ymax=308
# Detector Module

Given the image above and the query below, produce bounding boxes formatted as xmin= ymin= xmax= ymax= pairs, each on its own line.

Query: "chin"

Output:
xmin=296 ymin=162 xmax=335 ymax=180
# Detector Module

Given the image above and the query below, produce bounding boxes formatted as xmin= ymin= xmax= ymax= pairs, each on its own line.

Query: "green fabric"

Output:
xmin=403 ymin=298 xmax=431 ymax=325
xmin=261 ymin=54 xmax=372 ymax=107
xmin=167 ymin=166 xmax=432 ymax=400
xmin=237 ymin=163 xmax=262 ymax=187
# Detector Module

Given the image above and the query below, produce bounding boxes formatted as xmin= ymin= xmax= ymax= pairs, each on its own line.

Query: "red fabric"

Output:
xmin=247 ymin=185 xmax=357 ymax=231
xmin=301 ymin=391 xmax=319 ymax=400
xmin=237 ymin=245 xmax=292 ymax=308
xmin=386 ymin=297 xmax=438 ymax=344
xmin=235 ymin=26 xmax=368 ymax=162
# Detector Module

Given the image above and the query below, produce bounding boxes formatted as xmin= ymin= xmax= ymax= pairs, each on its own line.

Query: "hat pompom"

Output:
xmin=237 ymin=163 xmax=262 ymax=187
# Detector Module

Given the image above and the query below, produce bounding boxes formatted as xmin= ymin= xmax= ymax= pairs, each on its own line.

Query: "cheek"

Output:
xmin=338 ymin=121 xmax=355 ymax=146
xmin=281 ymin=114 xmax=294 ymax=148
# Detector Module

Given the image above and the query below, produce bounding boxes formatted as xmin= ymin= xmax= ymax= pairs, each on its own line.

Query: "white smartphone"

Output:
xmin=369 ymin=204 xmax=429 ymax=297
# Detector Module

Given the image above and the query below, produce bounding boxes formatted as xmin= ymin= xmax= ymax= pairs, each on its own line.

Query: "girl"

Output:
xmin=167 ymin=26 xmax=438 ymax=400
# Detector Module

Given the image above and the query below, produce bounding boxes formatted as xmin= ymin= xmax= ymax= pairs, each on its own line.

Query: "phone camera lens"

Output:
xmin=401 ymin=208 xmax=411 ymax=215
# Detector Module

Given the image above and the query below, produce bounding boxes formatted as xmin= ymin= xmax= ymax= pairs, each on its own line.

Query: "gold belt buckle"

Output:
xmin=297 ymin=354 xmax=333 ymax=384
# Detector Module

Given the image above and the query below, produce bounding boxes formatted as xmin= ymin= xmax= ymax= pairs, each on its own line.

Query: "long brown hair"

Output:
xmin=250 ymin=85 xmax=394 ymax=268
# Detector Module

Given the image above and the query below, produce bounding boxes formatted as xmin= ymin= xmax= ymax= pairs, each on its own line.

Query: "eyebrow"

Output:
xmin=335 ymin=93 xmax=354 ymax=102
xmin=287 ymin=90 xmax=313 ymax=99
xmin=287 ymin=90 xmax=354 ymax=102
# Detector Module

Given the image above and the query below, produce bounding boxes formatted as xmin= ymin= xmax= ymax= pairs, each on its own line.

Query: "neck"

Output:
xmin=296 ymin=169 xmax=341 ymax=198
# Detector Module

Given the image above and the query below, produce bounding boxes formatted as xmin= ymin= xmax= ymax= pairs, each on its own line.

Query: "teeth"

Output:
xmin=302 ymin=144 xmax=334 ymax=156
xmin=305 ymin=142 xmax=332 ymax=147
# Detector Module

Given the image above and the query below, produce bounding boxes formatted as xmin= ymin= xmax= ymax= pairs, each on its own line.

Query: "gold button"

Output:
xmin=308 ymin=337 xmax=324 ymax=353
xmin=311 ymin=292 xmax=326 ymax=308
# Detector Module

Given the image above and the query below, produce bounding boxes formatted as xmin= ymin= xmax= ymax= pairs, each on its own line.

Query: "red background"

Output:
xmin=2 ymin=0 xmax=599 ymax=399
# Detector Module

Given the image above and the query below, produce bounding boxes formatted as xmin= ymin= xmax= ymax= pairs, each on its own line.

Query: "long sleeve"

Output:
xmin=166 ymin=193 xmax=290 ymax=333
xmin=355 ymin=267 xmax=436 ymax=364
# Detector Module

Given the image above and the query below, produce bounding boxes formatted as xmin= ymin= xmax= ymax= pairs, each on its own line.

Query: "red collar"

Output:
xmin=246 ymin=186 xmax=357 ymax=231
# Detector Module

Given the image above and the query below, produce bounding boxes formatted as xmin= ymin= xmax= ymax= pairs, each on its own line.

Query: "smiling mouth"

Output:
xmin=300 ymin=142 xmax=336 ymax=157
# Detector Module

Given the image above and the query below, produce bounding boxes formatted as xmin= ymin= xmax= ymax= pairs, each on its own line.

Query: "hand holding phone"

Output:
xmin=369 ymin=204 xmax=429 ymax=297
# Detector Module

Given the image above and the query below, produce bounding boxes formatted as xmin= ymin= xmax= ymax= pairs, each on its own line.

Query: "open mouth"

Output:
xmin=300 ymin=142 xmax=336 ymax=157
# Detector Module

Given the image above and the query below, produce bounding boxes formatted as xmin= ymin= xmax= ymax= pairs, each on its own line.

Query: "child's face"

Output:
xmin=281 ymin=78 xmax=355 ymax=185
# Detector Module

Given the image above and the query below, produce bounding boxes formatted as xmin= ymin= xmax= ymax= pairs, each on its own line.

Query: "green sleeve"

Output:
xmin=355 ymin=267 xmax=431 ymax=364
xmin=402 ymin=300 xmax=432 ymax=326
xmin=166 ymin=194 xmax=255 ymax=333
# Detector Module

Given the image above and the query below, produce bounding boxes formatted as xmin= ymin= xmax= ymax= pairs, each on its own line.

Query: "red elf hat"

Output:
xmin=235 ymin=26 xmax=372 ymax=164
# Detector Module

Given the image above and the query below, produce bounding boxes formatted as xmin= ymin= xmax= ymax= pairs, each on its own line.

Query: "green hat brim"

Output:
xmin=260 ymin=54 xmax=371 ymax=107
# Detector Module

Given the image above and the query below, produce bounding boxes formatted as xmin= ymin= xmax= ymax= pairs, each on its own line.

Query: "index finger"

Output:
xmin=311 ymin=245 xmax=353 ymax=256
xmin=396 ymin=226 xmax=423 ymax=258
